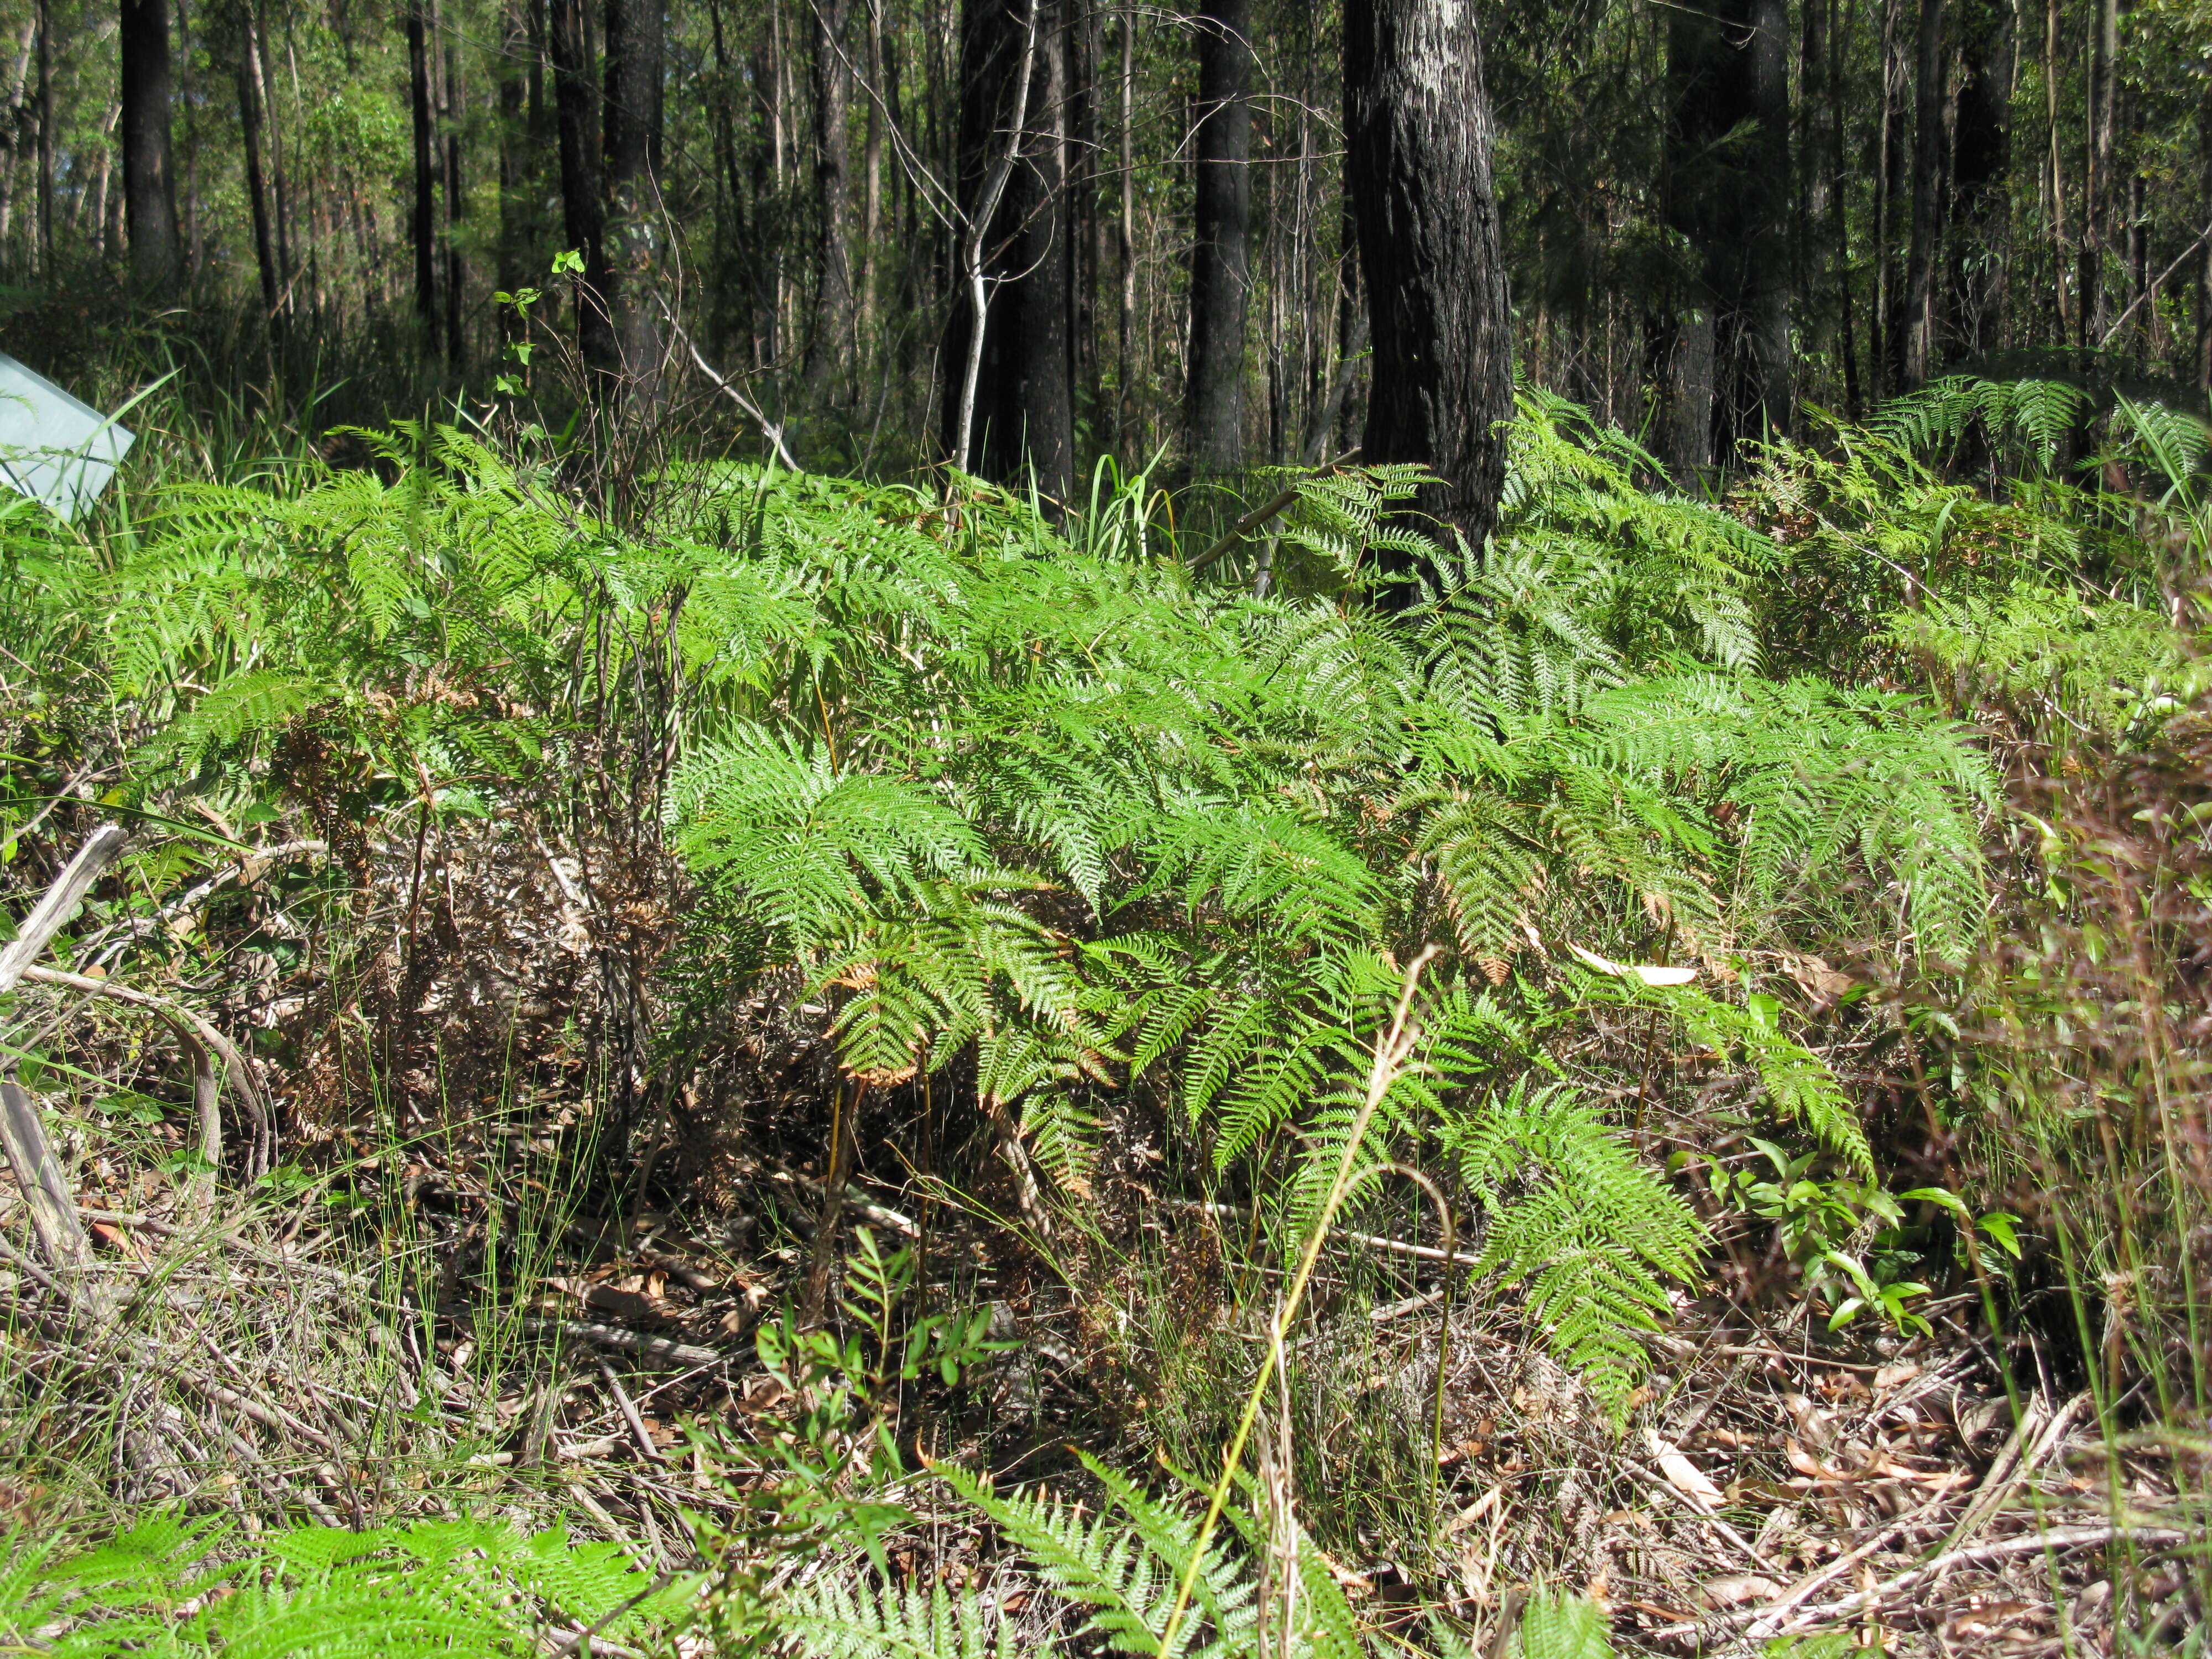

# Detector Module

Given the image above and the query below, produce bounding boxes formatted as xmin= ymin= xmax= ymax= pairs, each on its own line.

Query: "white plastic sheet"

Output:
xmin=0 ymin=352 xmax=134 ymax=521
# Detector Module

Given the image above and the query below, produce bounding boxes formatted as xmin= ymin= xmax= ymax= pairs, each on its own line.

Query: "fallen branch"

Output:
xmin=0 ymin=823 xmax=129 ymax=995
xmin=1774 ymin=1523 xmax=2192 ymax=1634
xmin=1187 ymin=452 xmax=1359 ymax=576
xmin=21 ymin=964 xmax=273 ymax=1177
xmin=520 ymin=1318 xmax=725 ymax=1369
xmin=0 ymin=825 xmax=129 ymax=1286
xmin=597 ymin=1359 xmax=670 ymax=1465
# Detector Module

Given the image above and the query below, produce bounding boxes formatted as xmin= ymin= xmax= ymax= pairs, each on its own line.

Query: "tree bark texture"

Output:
xmin=548 ymin=0 xmax=615 ymax=371
xmin=941 ymin=0 xmax=1076 ymax=512
xmin=234 ymin=34 xmax=279 ymax=330
xmin=497 ymin=0 xmax=530 ymax=306
xmin=35 ymin=0 xmax=53 ymax=271
xmin=1662 ymin=0 xmax=1792 ymax=470
xmin=1901 ymin=0 xmax=1944 ymax=384
xmin=1344 ymin=0 xmax=1514 ymax=565
xmin=119 ymin=0 xmax=180 ymax=283
xmin=803 ymin=0 xmax=855 ymax=388
xmin=603 ymin=0 xmax=665 ymax=397
xmin=442 ymin=15 xmax=466 ymax=371
xmin=1187 ymin=0 xmax=1253 ymax=473
xmin=2197 ymin=80 xmax=2212 ymax=388
xmin=407 ymin=2 xmax=440 ymax=352
xmin=2084 ymin=0 xmax=2117 ymax=342
xmin=1951 ymin=0 xmax=2012 ymax=357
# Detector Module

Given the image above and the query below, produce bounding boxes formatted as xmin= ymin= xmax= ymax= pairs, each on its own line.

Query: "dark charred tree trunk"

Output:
xmin=1187 ymin=0 xmax=1252 ymax=473
xmin=442 ymin=12 xmax=466 ymax=372
xmin=1661 ymin=0 xmax=1792 ymax=472
xmin=254 ymin=9 xmax=291 ymax=300
xmin=1901 ymin=0 xmax=1944 ymax=383
xmin=602 ymin=0 xmax=665 ymax=398
xmin=406 ymin=2 xmax=439 ymax=353
xmin=1746 ymin=0 xmax=1791 ymax=435
xmin=803 ymin=0 xmax=854 ymax=389
xmin=177 ymin=0 xmax=200 ymax=275
xmin=1344 ymin=0 xmax=1514 ymax=567
xmin=234 ymin=33 xmax=279 ymax=334
xmin=1660 ymin=0 xmax=1740 ymax=473
xmin=941 ymin=0 xmax=1077 ymax=513
xmin=548 ymin=0 xmax=615 ymax=371
xmin=119 ymin=0 xmax=180 ymax=283
xmin=1951 ymin=0 xmax=2012 ymax=356
xmin=1876 ymin=0 xmax=1905 ymax=393
xmin=1824 ymin=0 xmax=1861 ymax=411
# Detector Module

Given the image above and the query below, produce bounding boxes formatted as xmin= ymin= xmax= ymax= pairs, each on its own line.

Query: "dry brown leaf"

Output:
xmin=1656 ymin=1447 xmax=1726 ymax=1509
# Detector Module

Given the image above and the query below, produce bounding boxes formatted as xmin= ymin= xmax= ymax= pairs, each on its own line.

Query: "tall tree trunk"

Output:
xmin=1186 ymin=0 xmax=1253 ymax=473
xmin=1116 ymin=3 xmax=1135 ymax=453
xmin=443 ymin=9 xmax=466 ymax=372
xmin=548 ymin=0 xmax=615 ymax=370
xmin=2083 ymin=0 xmax=2116 ymax=344
xmin=804 ymin=0 xmax=855 ymax=388
xmin=234 ymin=38 xmax=280 ymax=335
xmin=498 ymin=0 xmax=530 ymax=308
xmin=407 ymin=2 xmax=440 ymax=352
xmin=1876 ymin=0 xmax=1905 ymax=393
xmin=0 ymin=22 xmax=33 ymax=256
xmin=35 ymin=0 xmax=52 ymax=273
xmin=1662 ymin=0 xmax=1781 ymax=470
xmin=254 ymin=8 xmax=291 ymax=298
xmin=2044 ymin=0 xmax=2074 ymax=339
xmin=1901 ymin=0 xmax=1944 ymax=384
xmin=1952 ymin=0 xmax=2013 ymax=356
xmin=1829 ymin=0 xmax=1862 ymax=411
xmin=177 ymin=0 xmax=200 ymax=276
xmin=857 ymin=0 xmax=884 ymax=348
xmin=119 ymin=0 xmax=180 ymax=283
xmin=2196 ymin=80 xmax=2212 ymax=388
xmin=603 ymin=0 xmax=665 ymax=398
xmin=1746 ymin=0 xmax=1792 ymax=436
xmin=1344 ymin=0 xmax=1514 ymax=564
xmin=942 ymin=0 xmax=1077 ymax=512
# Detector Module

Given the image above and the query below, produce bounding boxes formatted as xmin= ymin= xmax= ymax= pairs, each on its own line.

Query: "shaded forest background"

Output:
xmin=0 ymin=0 xmax=2200 ymax=487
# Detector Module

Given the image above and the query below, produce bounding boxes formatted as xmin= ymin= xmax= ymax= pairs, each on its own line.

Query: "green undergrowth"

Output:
xmin=3 ymin=374 xmax=2206 ymax=1647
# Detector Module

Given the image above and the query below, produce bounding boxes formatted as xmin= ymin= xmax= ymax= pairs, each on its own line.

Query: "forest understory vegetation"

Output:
xmin=0 ymin=303 xmax=2205 ymax=1659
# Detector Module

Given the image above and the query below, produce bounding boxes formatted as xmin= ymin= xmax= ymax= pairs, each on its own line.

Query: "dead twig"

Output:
xmin=520 ymin=1317 xmax=725 ymax=1369
xmin=598 ymin=1358 xmax=669 ymax=1465
xmin=20 ymin=964 xmax=273 ymax=1176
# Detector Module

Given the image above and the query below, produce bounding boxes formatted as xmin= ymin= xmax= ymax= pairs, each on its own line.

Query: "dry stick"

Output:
xmin=175 ymin=1022 xmax=222 ymax=1218
xmin=1931 ymin=1390 xmax=2090 ymax=1572
xmin=22 ymin=965 xmax=272 ymax=1177
xmin=518 ymin=1317 xmax=725 ymax=1369
xmin=0 ymin=822 xmax=128 ymax=996
xmin=662 ymin=300 xmax=801 ymax=471
xmin=1738 ymin=1488 xmax=1963 ymax=1643
xmin=1619 ymin=1458 xmax=1771 ymax=1571
xmin=0 ymin=1078 xmax=95 ymax=1286
xmin=598 ymin=1357 xmax=669 ymax=1465
xmin=1166 ymin=1196 xmax=1458 ymax=1264
xmin=1771 ymin=1524 xmax=2190 ymax=1635
xmin=1155 ymin=946 xmax=1440 ymax=1659
xmin=0 ymin=825 xmax=128 ymax=1283
xmin=799 ymin=1082 xmax=862 ymax=1330
xmin=1186 ymin=450 xmax=1360 ymax=576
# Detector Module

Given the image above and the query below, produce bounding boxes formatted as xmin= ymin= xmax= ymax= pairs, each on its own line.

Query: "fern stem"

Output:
xmin=1154 ymin=945 xmax=1439 ymax=1659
